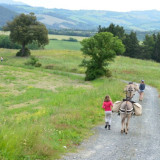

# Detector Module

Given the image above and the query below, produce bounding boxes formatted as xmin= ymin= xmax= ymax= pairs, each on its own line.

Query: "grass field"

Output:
xmin=0 ymin=48 xmax=160 ymax=159
xmin=45 ymin=40 xmax=81 ymax=50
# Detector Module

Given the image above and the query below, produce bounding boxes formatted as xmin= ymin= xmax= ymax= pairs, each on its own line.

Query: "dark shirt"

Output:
xmin=139 ymin=84 xmax=145 ymax=90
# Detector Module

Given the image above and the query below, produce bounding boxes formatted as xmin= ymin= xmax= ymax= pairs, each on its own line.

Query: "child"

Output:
xmin=1 ymin=57 xmax=3 ymax=62
xmin=139 ymin=80 xmax=145 ymax=101
xmin=102 ymin=95 xmax=113 ymax=130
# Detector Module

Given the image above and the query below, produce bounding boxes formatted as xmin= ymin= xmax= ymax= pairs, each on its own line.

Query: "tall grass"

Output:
xmin=0 ymin=63 xmax=124 ymax=159
xmin=0 ymin=48 xmax=160 ymax=159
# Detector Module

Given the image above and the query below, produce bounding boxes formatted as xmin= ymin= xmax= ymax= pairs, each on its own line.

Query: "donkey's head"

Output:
xmin=124 ymin=83 xmax=138 ymax=100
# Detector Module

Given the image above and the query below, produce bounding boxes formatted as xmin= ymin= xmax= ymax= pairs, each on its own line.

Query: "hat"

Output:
xmin=141 ymin=80 xmax=144 ymax=82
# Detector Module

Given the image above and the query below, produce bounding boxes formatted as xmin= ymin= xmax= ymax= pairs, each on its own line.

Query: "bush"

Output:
xmin=0 ymin=35 xmax=21 ymax=49
xmin=16 ymin=48 xmax=31 ymax=57
xmin=68 ymin=38 xmax=78 ymax=42
xmin=44 ymin=64 xmax=55 ymax=69
xmin=62 ymin=38 xmax=78 ymax=42
xmin=35 ymin=62 xmax=42 ymax=67
xmin=25 ymin=56 xmax=41 ymax=67
xmin=0 ymin=35 xmax=41 ymax=50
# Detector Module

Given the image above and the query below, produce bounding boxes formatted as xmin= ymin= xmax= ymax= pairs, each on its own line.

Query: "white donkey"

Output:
xmin=120 ymin=82 xmax=139 ymax=134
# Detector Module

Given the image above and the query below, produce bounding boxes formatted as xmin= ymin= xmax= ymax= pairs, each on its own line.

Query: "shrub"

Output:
xmin=44 ymin=64 xmax=55 ymax=69
xmin=35 ymin=62 xmax=42 ymax=67
xmin=0 ymin=35 xmax=21 ymax=49
xmin=16 ymin=48 xmax=31 ymax=57
xmin=25 ymin=56 xmax=41 ymax=67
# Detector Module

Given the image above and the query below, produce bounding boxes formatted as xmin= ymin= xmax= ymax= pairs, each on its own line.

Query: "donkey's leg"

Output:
xmin=121 ymin=114 xmax=125 ymax=133
xmin=125 ymin=114 xmax=131 ymax=134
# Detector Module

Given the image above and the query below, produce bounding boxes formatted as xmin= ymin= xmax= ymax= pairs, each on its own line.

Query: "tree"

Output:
xmin=98 ymin=23 xmax=125 ymax=41
xmin=3 ymin=13 xmax=49 ymax=56
xmin=142 ymin=34 xmax=155 ymax=59
xmin=81 ymin=32 xmax=125 ymax=81
xmin=123 ymin=32 xmax=140 ymax=58
xmin=153 ymin=33 xmax=160 ymax=62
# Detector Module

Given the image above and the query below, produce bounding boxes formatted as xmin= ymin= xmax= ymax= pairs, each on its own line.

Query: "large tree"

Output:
xmin=3 ymin=13 xmax=49 ymax=56
xmin=81 ymin=32 xmax=125 ymax=81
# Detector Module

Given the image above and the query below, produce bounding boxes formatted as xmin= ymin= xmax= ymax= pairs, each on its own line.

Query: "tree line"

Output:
xmin=48 ymin=29 xmax=95 ymax=37
xmin=0 ymin=35 xmax=41 ymax=50
xmin=98 ymin=23 xmax=160 ymax=63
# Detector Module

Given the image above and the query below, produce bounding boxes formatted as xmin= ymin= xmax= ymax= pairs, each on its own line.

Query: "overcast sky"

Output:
xmin=14 ymin=0 xmax=160 ymax=11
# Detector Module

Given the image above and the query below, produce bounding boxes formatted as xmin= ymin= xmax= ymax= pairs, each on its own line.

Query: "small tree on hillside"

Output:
xmin=81 ymin=32 xmax=125 ymax=81
xmin=3 ymin=13 xmax=49 ymax=56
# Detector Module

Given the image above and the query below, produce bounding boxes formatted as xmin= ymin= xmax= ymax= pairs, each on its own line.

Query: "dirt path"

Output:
xmin=61 ymin=85 xmax=160 ymax=160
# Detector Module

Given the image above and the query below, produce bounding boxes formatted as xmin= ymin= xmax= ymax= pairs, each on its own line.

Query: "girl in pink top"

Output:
xmin=102 ymin=95 xmax=113 ymax=130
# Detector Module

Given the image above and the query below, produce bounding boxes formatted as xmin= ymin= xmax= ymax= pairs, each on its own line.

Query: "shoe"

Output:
xmin=105 ymin=122 xmax=108 ymax=129
xmin=108 ymin=125 xmax=111 ymax=130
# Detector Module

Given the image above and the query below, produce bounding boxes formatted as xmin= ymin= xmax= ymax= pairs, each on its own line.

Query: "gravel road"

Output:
xmin=61 ymin=85 xmax=160 ymax=160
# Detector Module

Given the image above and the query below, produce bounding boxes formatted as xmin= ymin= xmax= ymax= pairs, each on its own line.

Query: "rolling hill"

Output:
xmin=0 ymin=5 xmax=17 ymax=27
xmin=0 ymin=0 xmax=160 ymax=31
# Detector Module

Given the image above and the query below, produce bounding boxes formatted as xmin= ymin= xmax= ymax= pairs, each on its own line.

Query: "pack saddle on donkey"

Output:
xmin=112 ymin=82 xmax=142 ymax=134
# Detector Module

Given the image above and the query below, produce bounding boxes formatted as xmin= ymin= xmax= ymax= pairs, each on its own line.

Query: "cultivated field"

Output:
xmin=48 ymin=34 xmax=87 ymax=41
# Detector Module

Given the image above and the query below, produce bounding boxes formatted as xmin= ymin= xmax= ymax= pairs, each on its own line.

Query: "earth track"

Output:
xmin=61 ymin=85 xmax=160 ymax=160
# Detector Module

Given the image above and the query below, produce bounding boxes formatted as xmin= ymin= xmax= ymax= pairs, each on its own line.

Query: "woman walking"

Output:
xmin=102 ymin=95 xmax=113 ymax=130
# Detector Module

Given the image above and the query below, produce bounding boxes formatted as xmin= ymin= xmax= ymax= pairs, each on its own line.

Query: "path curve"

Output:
xmin=61 ymin=85 xmax=160 ymax=160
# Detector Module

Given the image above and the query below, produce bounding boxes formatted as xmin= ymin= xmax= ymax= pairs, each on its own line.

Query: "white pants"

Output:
xmin=105 ymin=111 xmax=112 ymax=125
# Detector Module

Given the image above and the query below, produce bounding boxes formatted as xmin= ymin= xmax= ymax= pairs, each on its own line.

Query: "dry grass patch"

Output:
xmin=8 ymin=99 xmax=40 ymax=110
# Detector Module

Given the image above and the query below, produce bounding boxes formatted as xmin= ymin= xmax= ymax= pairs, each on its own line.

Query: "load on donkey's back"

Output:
xmin=112 ymin=82 xmax=142 ymax=134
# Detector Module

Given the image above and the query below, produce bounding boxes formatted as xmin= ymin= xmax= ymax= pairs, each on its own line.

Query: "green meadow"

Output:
xmin=45 ymin=40 xmax=81 ymax=50
xmin=0 ymin=40 xmax=160 ymax=159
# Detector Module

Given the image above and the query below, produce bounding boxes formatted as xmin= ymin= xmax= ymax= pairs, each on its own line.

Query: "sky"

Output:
xmin=14 ymin=0 xmax=160 ymax=12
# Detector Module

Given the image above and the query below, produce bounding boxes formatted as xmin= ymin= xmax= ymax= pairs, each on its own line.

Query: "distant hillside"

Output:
xmin=0 ymin=6 xmax=17 ymax=27
xmin=0 ymin=2 xmax=160 ymax=31
xmin=0 ymin=0 xmax=26 ymax=5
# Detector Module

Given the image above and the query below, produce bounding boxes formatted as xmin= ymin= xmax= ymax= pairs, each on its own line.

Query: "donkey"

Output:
xmin=120 ymin=83 xmax=139 ymax=134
